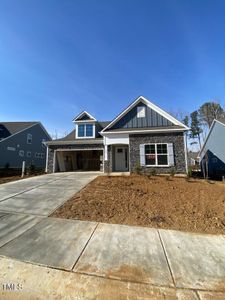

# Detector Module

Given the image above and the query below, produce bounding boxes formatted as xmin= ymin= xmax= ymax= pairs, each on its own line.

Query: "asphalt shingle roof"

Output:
xmin=0 ymin=122 xmax=38 ymax=135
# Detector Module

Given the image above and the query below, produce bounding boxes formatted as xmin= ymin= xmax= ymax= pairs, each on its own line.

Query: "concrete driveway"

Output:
xmin=0 ymin=172 xmax=98 ymax=216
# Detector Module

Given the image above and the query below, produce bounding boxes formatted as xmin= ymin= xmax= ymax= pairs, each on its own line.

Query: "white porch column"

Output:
xmin=104 ymin=144 xmax=108 ymax=161
xmin=45 ymin=146 xmax=49 ymax=173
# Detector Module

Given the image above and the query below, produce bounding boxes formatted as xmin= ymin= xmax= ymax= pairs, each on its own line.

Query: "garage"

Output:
xmin=54 ymin=149 xmax=103 ymax=172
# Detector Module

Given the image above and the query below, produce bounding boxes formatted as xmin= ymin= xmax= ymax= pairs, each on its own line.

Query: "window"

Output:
xmin=86 ymin=124 xmax=93 ymax=137
xmin=145 ymin=144 xmax=168 ymax=166
xmin=19 ymin=150 xmax=24 ymax=157
xmin=78 ymin=124 xmax=85 ymax=137
xmin=77 ymin=124 xmax=94 ymax=138
xmin=27 ymin=134 xmax=32 ymax=144
xmin=27 ymin=151 xmax=31 ymax=158
xmin=137 ymin=106 xmax=146 ymax=118
xmin=41 ymin=153 xmax=44 ymax=159
xmin=35 ymin=152 xmax=39 ymax=158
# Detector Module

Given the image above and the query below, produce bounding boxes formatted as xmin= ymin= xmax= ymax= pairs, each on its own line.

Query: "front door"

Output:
xmin=115 ymin=147 xmax=128 ymax=171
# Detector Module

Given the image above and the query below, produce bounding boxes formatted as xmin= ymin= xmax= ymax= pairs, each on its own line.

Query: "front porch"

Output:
xmin=104 ymin=144 xmax=130 ymax=173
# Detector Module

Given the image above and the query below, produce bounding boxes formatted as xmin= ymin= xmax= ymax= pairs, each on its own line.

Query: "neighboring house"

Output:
xmin=0 ymin=122 xmax=51 ymax=169
xmin=199 ymin=119 xmax=225 ymax=179
xmin=188 ymin=151 xmax=200 ymax=166
xmin=45 ymin=96 xmax=189 ymax=174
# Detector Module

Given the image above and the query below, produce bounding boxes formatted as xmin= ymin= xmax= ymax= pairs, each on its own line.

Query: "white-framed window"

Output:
xmin=137 ymin=106 xmax=146 ymax=118
xmin=140 ymin=143 xmax=174 ymax=167
xmin=76 ymin=123 xmax=95 ymax=138
xmin=19 ymin=150 xmax=24 ymax=157
xmin=27 ymin=133 xmax=32 ymax=144
xmin=27 ymin=151 xmax=31 ymax=158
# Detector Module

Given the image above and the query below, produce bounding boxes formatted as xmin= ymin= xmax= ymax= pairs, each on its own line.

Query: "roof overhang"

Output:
xmin=101 ymin=127 xmax=188 ymax=136
xmin=45 ymin=139 xmax=103 ymax=146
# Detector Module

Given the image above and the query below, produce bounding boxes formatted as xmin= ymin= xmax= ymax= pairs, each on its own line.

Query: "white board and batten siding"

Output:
xmin=139 ymin=143 xmax=174 ymax=167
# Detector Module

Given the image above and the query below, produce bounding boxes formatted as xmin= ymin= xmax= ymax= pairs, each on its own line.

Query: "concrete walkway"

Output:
xmin=0 ymin=173 xmax=224 ymax=299
xmin=0 ymin=218 xmax=225 ymax=299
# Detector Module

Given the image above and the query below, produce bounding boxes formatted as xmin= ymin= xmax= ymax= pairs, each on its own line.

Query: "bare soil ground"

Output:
xmin=0 ymin=174 xmax=43 ymax=185
xmin=51 ymin=175 xmax=225 ymax=234
xmin=0 ymin=176 xmax=24 ymax=185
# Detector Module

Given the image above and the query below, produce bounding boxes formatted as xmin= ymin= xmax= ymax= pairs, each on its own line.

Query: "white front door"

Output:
xmin=115 ymin=147 xmax=128 ymax=171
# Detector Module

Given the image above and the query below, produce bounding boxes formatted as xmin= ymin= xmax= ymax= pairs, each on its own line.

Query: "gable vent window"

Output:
xmin=27 ymin=133 xmax=32 ymax=144
xmin=137 ymin=106 xmax=146 ymax=118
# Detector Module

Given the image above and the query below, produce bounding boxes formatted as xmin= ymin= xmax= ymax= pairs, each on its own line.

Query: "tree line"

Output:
xmin=181 ymin=101 xmax=225 ymax=150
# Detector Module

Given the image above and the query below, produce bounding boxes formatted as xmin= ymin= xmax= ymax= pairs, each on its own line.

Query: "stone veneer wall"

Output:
xmin=47 ymin=144 xmax=104 ymax=173
xmin=129 ymin=132 xmax=186 ymax=174
xmin=103 ymin=145 xmax=112 ymax=173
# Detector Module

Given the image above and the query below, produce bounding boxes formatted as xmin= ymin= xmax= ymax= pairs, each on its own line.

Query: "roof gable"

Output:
xmin=199 ymin=119 xmax=225 ymax=157
xmin=101 ymin=96 xmax=189 ymax=132
xmin=0 ymin=121 xmax=51 ymax=143
xmin=73 ymin=111 xmax=97 ymax=122
xmin=0 ymin=122 xmax=38 ymax=135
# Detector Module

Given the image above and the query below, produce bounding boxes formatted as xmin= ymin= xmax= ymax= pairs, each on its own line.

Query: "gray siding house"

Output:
xmin=45 ymin=96 xmax=189 ymax=174
xmin=199 ymin=119 xmax=225 ymax=179
xmin=0 ymin=122 xmax=51 ymax=169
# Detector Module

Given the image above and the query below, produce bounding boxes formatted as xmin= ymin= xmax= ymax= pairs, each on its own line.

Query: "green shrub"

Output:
xmin=28 ymin=163 xmax=36 ymax=174
xmin=170 ymin=167 xmax=176 ymax=177
xmin=149 ymin=169 xmax=157 ymax=176
xmin=134 ymin=162 xmax=142 ymax=174
xmin=4 ymin=162 xmax=10 ymax=170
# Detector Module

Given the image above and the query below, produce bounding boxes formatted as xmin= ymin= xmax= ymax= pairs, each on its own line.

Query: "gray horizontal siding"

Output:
xmin=0 ymin=124 xmax=50 ymax=169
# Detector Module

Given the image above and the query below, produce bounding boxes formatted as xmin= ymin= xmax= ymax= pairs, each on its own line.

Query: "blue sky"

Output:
xmin=0 ymin=0 xmax=225 ymax=136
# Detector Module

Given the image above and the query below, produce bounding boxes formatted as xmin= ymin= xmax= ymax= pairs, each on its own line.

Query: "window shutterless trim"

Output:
xmin=75 ymin=123 xmax=95 ymax=138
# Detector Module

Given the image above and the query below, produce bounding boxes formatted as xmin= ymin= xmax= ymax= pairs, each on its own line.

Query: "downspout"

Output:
xmin=45 ymin=145 xmax=49 ymax=173
xmin=183 ymin=131 xmax=188 ymax=174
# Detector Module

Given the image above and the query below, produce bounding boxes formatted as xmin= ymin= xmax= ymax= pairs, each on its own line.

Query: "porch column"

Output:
xmin=104 ymin=144 xmax=108 ymax=161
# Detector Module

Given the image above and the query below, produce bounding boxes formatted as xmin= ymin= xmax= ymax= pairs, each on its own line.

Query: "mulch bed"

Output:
xmin=51 ymin=175 xmax=225 ymax=234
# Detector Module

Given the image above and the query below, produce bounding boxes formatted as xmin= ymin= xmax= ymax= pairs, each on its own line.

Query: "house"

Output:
xmin=199 ymin=119 xmax=225 ymax=179
xmin=188 ymin=151 xmax=200 ymax=166
xmin=45 ymin=96 xmax=189 ymax=174
xmin=0 ymin=122 xmax=51 ymax=170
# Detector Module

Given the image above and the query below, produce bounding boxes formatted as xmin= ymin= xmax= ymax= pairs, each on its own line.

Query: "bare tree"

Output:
xmin=199 ymin=101 xmax=225 ymax=128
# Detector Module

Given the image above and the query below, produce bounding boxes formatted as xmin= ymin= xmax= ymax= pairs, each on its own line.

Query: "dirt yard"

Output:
xmin=51 ymin=175 xmax=225 ymax=234
xmin=0 ymin=174 xmax=44 ymax=185
xmin=0 ymin=176 xmax=24 ymax=185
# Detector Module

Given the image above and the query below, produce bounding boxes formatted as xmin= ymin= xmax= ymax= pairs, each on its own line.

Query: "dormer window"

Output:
xmin=73 ymin=111 xmax=96 ymax=139
xmin=77 ymin=123 xmax=95 ymax=138
xmin=137 ymin=106 xmax=146 ymax=118
xmin=78 ymin=124 xmax=85 ymax=137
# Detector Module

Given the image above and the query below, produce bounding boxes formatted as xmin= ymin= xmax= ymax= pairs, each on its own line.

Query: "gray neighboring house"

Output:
xmin=188 ymin=151 xmax=200 ymax=166
xmin=0 ymin=122 xmax=51 ymax=169
xmin=199 ymin=118 xmax=225 ymax=179
xmin=45 ymin=96 xmax=189 ymax=174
